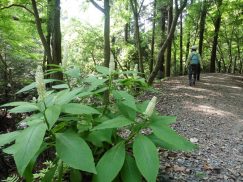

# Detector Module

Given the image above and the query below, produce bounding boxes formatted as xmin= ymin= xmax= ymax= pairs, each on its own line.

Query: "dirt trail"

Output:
xmin=148 ymin=73 xmax=243 ymax=181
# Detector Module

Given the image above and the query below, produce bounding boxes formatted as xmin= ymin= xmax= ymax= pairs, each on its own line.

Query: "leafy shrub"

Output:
xmin=0 ymin=65 xmax=196 ymax=182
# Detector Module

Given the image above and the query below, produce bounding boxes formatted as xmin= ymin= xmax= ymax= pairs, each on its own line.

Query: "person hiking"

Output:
xmin=187 ymin=45 xmax=201 ymax=86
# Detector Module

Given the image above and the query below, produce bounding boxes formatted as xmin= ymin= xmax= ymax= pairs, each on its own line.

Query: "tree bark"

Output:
xmin=165 ymin=3 xmax=173 ymax=77
xmin=198 ymin=0 xmax=208 ymax=56
xmin=104 ymin=0 xmax=110 ymax=68
xmin=179 ymin=13 xmax=183 ymax=75
xmin=51 ymin=0 xmax=63 ymax=80
xmin=31 ymin=0 xmax=52 ymax=65
xmin=130 ymin=0 xmax=144 ymax=75
xmin=148 ymin=0 xmax=187 ymax=85
xmin=210 ymin=0 xmax=222 ymax=73
xmin=149 ymin=0 xmax=156 ymax=74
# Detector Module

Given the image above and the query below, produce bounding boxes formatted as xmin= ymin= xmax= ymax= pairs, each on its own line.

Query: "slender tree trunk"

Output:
xmin=51 ymin=0 xmax=63 ymax=80
xmin=104 ymin=0 xmax=110 ymax=68
xmin=173 ymin=40 xmax=177 ymax=75
xmin=148 ymin=0 xmax=187 ymax=84
xmin=233 ymin=56 xmax=237 ymax=74
xmin=31 ymin=0 xmax=52 ymax=65
xmin=198 ymin=0 xmax=207 ymax=56
xmin=166 ymin=3 xmax=173 ymax=77
xmin=185 ymin=32 xmax=190 ymax=74
xmin=217 ymin=44 xmax=226 ymax=72
xmin=130 ymin=0 xmax=144 ymax=75
xmin=149 ymin=0 xmax=156 ymax=74
xmin=236 ymin=35 xmax=242 ymax=73
xmin=210 ymin=0 xmax=222 ymax=73
xmin=157 ymin=6 xmax=166 ymax=79
xmin=179 ymin=13 xmax=183 ymax=75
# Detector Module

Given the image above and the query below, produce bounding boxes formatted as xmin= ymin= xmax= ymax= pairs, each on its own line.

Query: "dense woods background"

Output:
xmin=0 ymin=0 xmax=242 ymax=96
xmin=0 ymin=0 xmax=243 ymax=181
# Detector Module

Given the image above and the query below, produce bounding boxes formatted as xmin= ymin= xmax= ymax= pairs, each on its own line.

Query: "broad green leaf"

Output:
xmin=121 ymin=154 xmax=142 ymax=182
xmin=117 ymin=102 xmax=136 ymax=120
xmin=93 ymin=142 xmax=125 ymax=182
xmin=84 ymin=76 xmax=107 ymax=91
xmin=65 ymin=67 xmax=81 ymax=78
xmin=150 ymin=124 xmax=196 ymax=152
xmin=0 ymin=131 xmax=20 ymax=147
xmin=70 ymin=169 xmax=82 ymax=182
xmin=3 ymin=143 xmax=20 ymax=154
xmin=62 ymin=103 xmax=100 ymax=115
xmin=148 ymin=134 xmax=176 ymax=149
xmin=136 ymin=100 xmax=149 ymax=113
xmin=24 ymin=142 xmax=48 ymax=182
xmin=76 ymin=91 xmax=93 ymax=98
xmin=0 ymin=102 xmax=31 ymax=107
xmin=9 ymin=103 xmax=39 ymax=113
xmin=55 ymin=131 xmax=96 ymax=173
xmin=112 ymin=90 xmax=137 ymax=111
xmin=52 ymin=84 xmax=69 ymax=89
xmin=91 ymin=116 xmax=133 ymax=131
xmin=45 ymin=105 xmax=61 ymax=129
xmin=16 ymin=79 xmax=57 ymax=94
xmin=96 ymin=65 xmax=109 ymax=75
xmin=24 ymin=113 xmax=44 ymax=126
xmin=93 ymin=87 xmax=108 ymax=94
xmin=86 ymin=129 xmax=112 ymax=147
xmin=55 ymin=88 xmax=84 ymax=104
xmin=14 ymin=122 xmax=47 ymax=175
xmin=151 ymin=115 xmax=177 ymax=126
xmin=133 ymin=135 xmax=159 ymax=182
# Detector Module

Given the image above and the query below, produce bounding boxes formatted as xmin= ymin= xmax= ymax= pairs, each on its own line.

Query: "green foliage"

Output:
xmin=0 ymin=66 xmax=196 ymax=181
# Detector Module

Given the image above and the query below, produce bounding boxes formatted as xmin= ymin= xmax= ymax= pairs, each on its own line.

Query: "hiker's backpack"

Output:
xmin=191 ymin=53 xmax=199 ymax=64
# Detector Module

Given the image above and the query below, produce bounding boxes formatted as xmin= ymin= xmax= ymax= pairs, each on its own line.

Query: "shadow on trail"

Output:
xmin=151 ymin=73 xmax=243 ymax=181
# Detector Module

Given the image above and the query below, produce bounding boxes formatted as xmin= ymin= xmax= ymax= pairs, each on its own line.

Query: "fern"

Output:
xmin=2 ymin=174 xmax=19 ymax=182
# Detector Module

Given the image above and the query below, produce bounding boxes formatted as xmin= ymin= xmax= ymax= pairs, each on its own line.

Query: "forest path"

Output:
xmin=147 ymin=73 xmax=243 ymax=181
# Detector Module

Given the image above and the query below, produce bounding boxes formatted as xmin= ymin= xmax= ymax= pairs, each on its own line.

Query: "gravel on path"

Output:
xmin=146 ymin=73 xmax=243 ymax=182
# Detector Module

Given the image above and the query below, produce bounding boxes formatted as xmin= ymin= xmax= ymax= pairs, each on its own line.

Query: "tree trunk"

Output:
xmin=210 ymin=0 xmax=222 ymax=73
xmin=198 ymin=0 xmax=208 ymax=56
xmin=104 ymin=0 xmax=110 ymax=68
xmin=148 ymin=0 xmax=187 ymax=85
xmin=179 ymin=13 xmax=183 ymax=75
xmin=31 ymin=0 xmax=52 ymax=66
xmin=157 ymin=6 xmax=166 ymax=79
xmin=130 ymin=0 xmax=144 ymax=75
xmin=149 ymin=0 xmax=156 ymax=74
xmin=165 ymin=3 xmax=173 ymax=77
xmin=51 ymin=0 xmax=63 ymax=80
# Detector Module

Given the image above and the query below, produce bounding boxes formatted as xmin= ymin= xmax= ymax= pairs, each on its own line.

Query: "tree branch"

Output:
xmin=138 ymin=0 xmax=145 ymax=15
xmin=90 ymin=0 xmax=104 ymax=13
xmin=0 ymin=4 xmax=34 ymax=15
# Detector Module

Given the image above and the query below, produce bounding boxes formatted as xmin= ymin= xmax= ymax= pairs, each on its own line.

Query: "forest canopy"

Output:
xmin=0 ymin=0 xmax=242 ymax=89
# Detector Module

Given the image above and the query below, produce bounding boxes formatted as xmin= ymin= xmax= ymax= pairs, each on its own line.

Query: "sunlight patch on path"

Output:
xmin=201 ymin=82 xmax=242 ymax=90
xmin=183 ymin=102 xmax=234 ymax=117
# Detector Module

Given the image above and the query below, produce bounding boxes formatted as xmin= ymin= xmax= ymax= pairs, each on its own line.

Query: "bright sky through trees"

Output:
xmin=61 ymin=0 xmax=103 ymax=26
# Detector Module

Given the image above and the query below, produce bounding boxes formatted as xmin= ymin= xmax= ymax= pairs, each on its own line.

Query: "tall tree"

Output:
xmin=32 ymin=0 xmax=63 ymax=80
xmin=209 ymin=0 xmax=222 ymax=73
xmin=165 ymin=2 xmax=173 ymax=77
xmin=130 ymin=0 xmax=144 ymax=75
xmin=179 ymin=12 xmax=183 ymax=75
xmin=149 ymin=0 xmax=156 ymax=74
xmin=148 ymin=0 xmax=187 ymax=84
xmin=198 ymin=0 xmax=208 ymax=56
xmin=90 ymin=0 xmax=110 ymax=68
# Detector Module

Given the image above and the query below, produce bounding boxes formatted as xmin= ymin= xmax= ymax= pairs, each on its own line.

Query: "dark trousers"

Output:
xmin=197 ymin=63 xmax=200 ymax=81
xmin=188 ymin=64 xmax=199 ymax=84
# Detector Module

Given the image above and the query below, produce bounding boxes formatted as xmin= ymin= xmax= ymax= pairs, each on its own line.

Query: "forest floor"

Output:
xmin=145 ymin=73 xmax=243 ymax=182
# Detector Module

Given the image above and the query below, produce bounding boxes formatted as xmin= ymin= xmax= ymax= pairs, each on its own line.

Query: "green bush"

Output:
xmin=0 ymin=65 xmax=196 ymax=182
